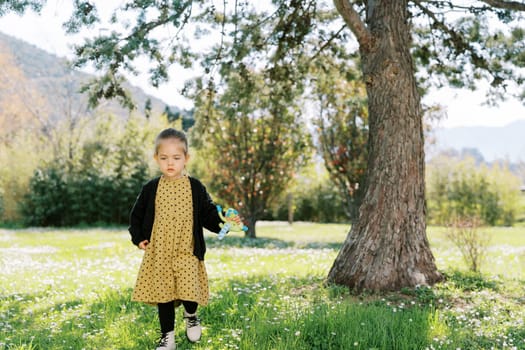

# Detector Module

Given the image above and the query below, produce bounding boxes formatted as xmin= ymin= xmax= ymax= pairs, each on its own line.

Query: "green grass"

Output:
xmin=1 ymin=223 xmax=524 ymax=349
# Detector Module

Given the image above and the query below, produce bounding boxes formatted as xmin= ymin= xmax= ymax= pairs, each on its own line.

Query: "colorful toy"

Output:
xmin=216 ymin=205 xmax=248 ymax=239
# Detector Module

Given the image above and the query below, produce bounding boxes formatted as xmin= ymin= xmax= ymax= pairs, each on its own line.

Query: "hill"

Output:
xmin=0 ymin=31 xmax=180 ymax=128
xmin=433 ymin=120 xmax=525 ymax=163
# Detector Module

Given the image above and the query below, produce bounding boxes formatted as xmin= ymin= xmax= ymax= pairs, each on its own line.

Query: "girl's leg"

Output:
xmin=157 ymin=301 xmax=175 ymax=333
xmin=182 ymin=300 xmax=201 ymax=342
xmin=182 ymin=300 xmax=198 ymax=314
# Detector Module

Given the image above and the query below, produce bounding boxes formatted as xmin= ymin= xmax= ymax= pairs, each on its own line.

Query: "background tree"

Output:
xmin=270 ymin=162 xmax=349 ymax=223
xmin=5 ymin=1 xmax=524 ymax=291
xmin=189 ymin=8 xmax=312 ymax=236
xmin=427 ymin=155 xmax=520 ymax=226
xmin=185 ymin=1 xmax=327 ymax=237
xmin=311 ymin=54 xmax=368 ymax=221
xmin=0 ymin=41 xmax=52 ymax=222
xmin=20 ymin=115 xmax=155 ymax=226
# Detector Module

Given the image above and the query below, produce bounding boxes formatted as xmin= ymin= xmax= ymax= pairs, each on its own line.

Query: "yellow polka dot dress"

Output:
xmin=132 ymin=176 xmax=209 ymax=306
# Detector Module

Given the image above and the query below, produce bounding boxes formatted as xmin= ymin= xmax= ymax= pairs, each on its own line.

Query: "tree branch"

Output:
xmin=413 ymin=0 xmax=489 ymax=70
xmin=479 ymin=0 xmax=525 ymax=11
xmin=333 ymin=0 xmax=372 ymax=49
xmin=311 ymin=25 xmax=347 ymax=61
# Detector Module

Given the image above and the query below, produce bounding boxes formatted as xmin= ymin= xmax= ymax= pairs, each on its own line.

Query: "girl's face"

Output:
xmin=154 ymin=138 xmax=189 ymax=179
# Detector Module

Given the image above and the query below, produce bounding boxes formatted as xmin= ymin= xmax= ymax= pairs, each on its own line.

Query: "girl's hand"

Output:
xmin=232 ymin=215 xmax=242 ymax=225
xmin=138 ymin=240 xmax=149 ymax=250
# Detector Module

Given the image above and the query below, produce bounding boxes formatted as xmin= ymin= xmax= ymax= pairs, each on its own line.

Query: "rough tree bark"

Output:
xmin=327 ymin=0 xmax=443 ymax=291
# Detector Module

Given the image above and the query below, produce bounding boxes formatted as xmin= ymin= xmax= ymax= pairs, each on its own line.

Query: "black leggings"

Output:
xmin=158 ymin=301 xmax=198 ymax=333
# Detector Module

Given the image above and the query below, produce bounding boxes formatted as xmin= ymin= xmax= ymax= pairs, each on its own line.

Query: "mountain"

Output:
xmin=433 ymin=120 xmax=525 ymax=162
xmin=0 ymin=31 xmax=180 ymax=125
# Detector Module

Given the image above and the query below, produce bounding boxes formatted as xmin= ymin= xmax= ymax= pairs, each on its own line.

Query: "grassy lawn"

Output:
xmin=1 ymin=223 xmax=524 ymax=349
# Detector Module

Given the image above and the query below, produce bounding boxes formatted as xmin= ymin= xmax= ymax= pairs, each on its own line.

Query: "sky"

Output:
xmin=1 ymin=1 xmax=525 ymax=129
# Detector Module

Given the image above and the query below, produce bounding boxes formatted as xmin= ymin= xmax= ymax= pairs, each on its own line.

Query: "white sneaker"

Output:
xmin=183 ymin=311 xmax=202 ymax=342
xmin=156 ymin=330 xmax=176 ymax=350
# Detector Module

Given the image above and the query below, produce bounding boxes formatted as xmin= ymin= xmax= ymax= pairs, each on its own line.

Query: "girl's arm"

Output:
xmin=200 ymin=185 xmax=223 ymax=233
xmin=129 ymin=186 xmax=148 ymax=246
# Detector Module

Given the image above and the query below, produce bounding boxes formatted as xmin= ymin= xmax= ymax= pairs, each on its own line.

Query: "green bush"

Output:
xmin=427 ymin=156 xmax=520 ymax=226
xmin=269 ymin=164 xmax=348 ymax=223
xmin=21 ymin=166 xmax=69 ymax=226
xmin=21 ymin=160 xmax=149 ymax=227
xmin=19 ymin=116 xmax=154 ymax=227
xmin=0 ymin=187 xmax=4 ymax=220
xmin=292 ymin=181 xmax=348 ymax=223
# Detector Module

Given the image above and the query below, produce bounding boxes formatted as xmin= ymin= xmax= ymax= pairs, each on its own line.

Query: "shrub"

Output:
xmin=0 ymin=187 xmax=4 ymax=220
xmin=20 ymin=166 xmax=69 ymax=226
xmin=269 ymin=164 xmax=348 ymax=223
xmin=427 ymin=156 xmax=520 ymax=226
xmin=445 ymin=216 xmax=490 ymax=273
xmin=19 ymin=116 xmax=154 ymax=227
xmin=292 ymin=181 xmax=348 ymax=223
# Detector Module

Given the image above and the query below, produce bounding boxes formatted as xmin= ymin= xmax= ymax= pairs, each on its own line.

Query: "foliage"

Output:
xmin=1 ymin=225 xmax=525 ymax=349
xmin=310 ymin=53 xmax=368 ymax=221
xmin=270 ymin=163 xmax=348 ymax=223
xmin=0 ymin=0 xmax=45 ymax=16
xmin=518 ymin=193 xmax=525 ymax=224
xmin=0 ymin=187 xmax=4 ymax=219
xmin=0 ymin=39 xmax=52 ymax=223
xmin=427 ymin=156 xmax=521 ymax=226
xmin=445 ymin=217 xmax=491 ymax=273
xmin=162 ymin=106 xmax=194 ymax=130
xmin=3 ymin=1 xmax=517 ymax=108
xmin=0 ymin=128 xmax=51 ymax=223
xmin=19 ymin=116 xmax=155 ymax=226
xmin=444 ymin=270 xmax=499 ymax=292
xmin=291 ymin=181 xmax=347 ymax=223
xmin=190 ymin=67 xmax=310 ymax=237
xmin=411 ymin=2 xmax=525 ymax=103
xmin=0 ymin=32 xmax=178 ymax=225
xmin=186 ymin=2 xmax=325 ymax=237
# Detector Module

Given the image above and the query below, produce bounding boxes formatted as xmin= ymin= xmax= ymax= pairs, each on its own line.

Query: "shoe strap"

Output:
xmin=184 ymin=316 xmax=200 ymax=327
xmin=158 ymin=333 xmax=169 ymax=346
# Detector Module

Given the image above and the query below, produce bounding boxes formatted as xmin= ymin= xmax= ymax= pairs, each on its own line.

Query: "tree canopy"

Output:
xmin=4 ymin=1 xmax=522 ymax=106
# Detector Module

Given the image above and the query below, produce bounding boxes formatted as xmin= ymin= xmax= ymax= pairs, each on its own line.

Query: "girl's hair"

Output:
xmin=154 ymin=128 xmax=188 ymax=155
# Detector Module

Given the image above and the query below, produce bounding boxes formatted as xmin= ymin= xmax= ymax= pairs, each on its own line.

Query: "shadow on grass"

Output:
xmin=195 ymin=276 xmax=437 ymax=350
xmin=0 ymin=288 xmax=159 ymax=350
xmin=2 ymin=276 xmax=433 ymax=349
xmin=0 ymin=291 xmax=66 ymax=349
xmin=205 ymin=235 xmax=343 ymax=250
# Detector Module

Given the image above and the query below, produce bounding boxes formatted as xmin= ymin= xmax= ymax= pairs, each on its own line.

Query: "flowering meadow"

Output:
xmin=1 ymin=222 xmax=524 ymax=349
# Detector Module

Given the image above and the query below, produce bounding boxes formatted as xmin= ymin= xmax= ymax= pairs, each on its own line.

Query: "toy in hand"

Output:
xmin=216 ymin=205 xmax=248 ymax=239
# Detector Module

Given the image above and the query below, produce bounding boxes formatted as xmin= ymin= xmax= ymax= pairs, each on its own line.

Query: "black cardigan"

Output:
xmin=128 ymin=176 xmax=222 ymax=260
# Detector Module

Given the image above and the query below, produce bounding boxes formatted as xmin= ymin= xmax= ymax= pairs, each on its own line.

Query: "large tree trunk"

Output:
xmin=327 ymin=1 xmax=443 ymax=291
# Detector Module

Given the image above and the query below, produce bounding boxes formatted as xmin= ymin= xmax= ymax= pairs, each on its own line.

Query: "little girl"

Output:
xmin=129 ymin=128 xmax=237 ymax=350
